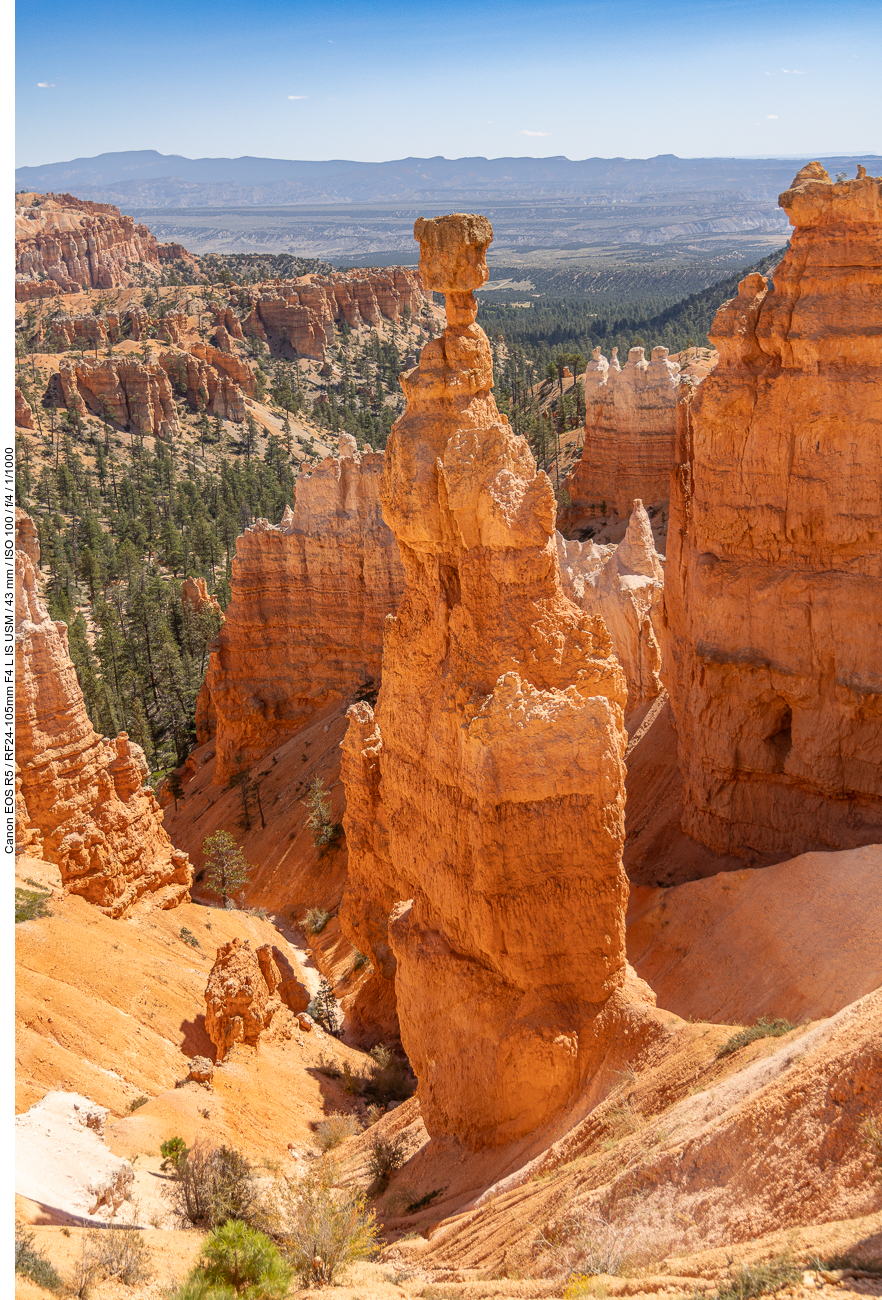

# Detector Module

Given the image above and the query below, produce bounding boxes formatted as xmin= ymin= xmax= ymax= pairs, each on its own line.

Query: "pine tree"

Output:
xmin=202 ymin=830 xmax=253 ymax=907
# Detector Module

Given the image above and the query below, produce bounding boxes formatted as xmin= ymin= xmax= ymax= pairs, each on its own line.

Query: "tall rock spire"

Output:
xmin=341 ymin=213 xmax=652 ymax=1150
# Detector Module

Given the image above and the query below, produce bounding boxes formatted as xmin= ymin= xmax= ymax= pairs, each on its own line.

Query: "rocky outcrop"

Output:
xmin=15 ymin=515 xmax=192 ymax=916
xmin=15 ymin=193 xmax=165 ymax=301
xmin=159 ymin=346 xmax=250 ymax=422
xmin=663 ymin=164 xmax=882 ymax=861
xmin=199 ymin=433 xmax=406 ymax=783
xmin=557 ymin=500 xmax=664 ymax=708
xmin=182 ymin=576 xmax=223 ymax=616
xmin=240 ymin=268 xmax=426 ymax=360
xmin=35 ymin=306 xmax=151 ymax=352
xmin=15 ymin=1091 xmax=135 ymax=1220
xmin=560 ymin=345 xmax=714 ymax=528
xmin=204 ymin=937 xmax=308 ymax=1061
xmin=15 ymin=507 xmax=40 ymax=566
xmin=340 ymin=214 xmax=652 ymax=1150
xmin=15 ymin=387 xmax=35 ymax=428
xmin=55 ymin=355 xmax=179 ymax=437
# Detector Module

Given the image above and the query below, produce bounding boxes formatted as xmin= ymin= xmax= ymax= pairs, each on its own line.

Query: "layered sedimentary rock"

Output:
xmin=561 ymin=345 xmax=715 ymax=527
xmin=204 ymin=937 xmax=308 ymax=1060
xmin=341 ymin=214 xmax=645 ymax=1150
xmin=240 ymin=268 xmax=425 ymax=360
xmin=15 ymin=514 xmax=192 ymax=915
xmin=199 ymin=433 xmax=406 ymax=781
xmin=557 ymin=500 xmax=664 ymax=708
xmin=664 ymin=164 xmax=882 ymax=860
xmin=55 ymin=355 xmax=179 ymax=437
xmin=159 ymin=345 xmax=251 ymax=421
xmin=36 ymin=306 xmax=151 ymax=351
xmin=14 ymin=193 xmax=184 ymax=301
xmin=15 ymin=387 xmax=35 ymax=429
xmin=53 ymin=342 xmax=253 ymax=433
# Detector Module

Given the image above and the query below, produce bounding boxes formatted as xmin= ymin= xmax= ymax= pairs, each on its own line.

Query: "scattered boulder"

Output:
xmin=187 ymin=1056 xmax=215 ymax=1084
xmin=15 ymin=1091 xmax=134 ymax=1219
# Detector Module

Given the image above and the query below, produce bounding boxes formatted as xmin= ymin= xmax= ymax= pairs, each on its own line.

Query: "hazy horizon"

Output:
xmin=17 ymin=0 xmax=881 ymax=168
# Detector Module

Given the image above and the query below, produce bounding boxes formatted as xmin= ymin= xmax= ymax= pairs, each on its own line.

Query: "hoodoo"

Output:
xmin=14 ymin=513 xmax=192 ymax=916
xmin=664 ymin=163 xmax=882 ymax=860
xmin=199 ymin=434 xmax=406 ymax=782
xmin=341 ymin=213 xmax=651 ymax=1150
xmin=561 ymin=344 xmax=701 ymax=526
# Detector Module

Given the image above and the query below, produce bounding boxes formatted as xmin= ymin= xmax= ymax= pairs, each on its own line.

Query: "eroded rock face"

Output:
xmin=182 ymin=576 xmax=223 ymax=616
xmin=204 ymin=937 xmax=308 ymax=1061
xmin=15 ymin=387 xmax=35 ymax=429
xmin=561 ymin=346 xmax=716 ymax=527
xmin=15 ymin=1091 xmax=135 ymax=1220
xmin=15 ymin=515 xmax=192 ymax=915
xmin=557 ymin=500 xmax=664 ymax=709
xmin=341 ymin=214 xmax=640 ymax=1149
xmin=663 ymin=164 xmax=882 ymax=860
xmin=240 ymin=268 xmax=425 ymax=360
xmin=199 ymin=433 xmax=406 ymax=782
xmin=14 ymin=193 xmax=187 ymax=301
xmin=55 ymin=355 xmax=180 ymax=438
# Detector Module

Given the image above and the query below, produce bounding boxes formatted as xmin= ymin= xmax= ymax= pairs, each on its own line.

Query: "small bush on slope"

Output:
xmin=265 ymin=1168 xmax=379 ymax=1287
xmin=314 ymin=1112 xmax=362 ymax=1151
xmin=15 ymin=1223 xmax=62 ymax=1291
xmin=164 ymin=1141 xmax=258 ymax=1228
xmin=716 ymin=1017 xmax=796 ymax=1059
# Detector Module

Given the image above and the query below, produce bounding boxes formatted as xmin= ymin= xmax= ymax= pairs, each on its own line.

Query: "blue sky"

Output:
xmin=16 ymin=0 xmax=882 ymax=166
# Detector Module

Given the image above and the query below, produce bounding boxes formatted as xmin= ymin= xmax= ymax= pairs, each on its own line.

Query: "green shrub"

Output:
xmin=302 ymin=906 xmax=330 ymax=935
xmin=180 ymin=927 xmax=201 ymax=949
xmin=129 ymin=1095 xmax=149 ymax=1112
xmin=314 ymin=1112 xmax=362 ymax=1152
xmin=716 ymin=1018 xmax=796 ymax=1059
xmin=192 ymin=1220 xmax=292 ymax=1298
xmin=15 ymin=1222 xmax=62 ymax=1291
xmin=164 ymin=1141 xmax=258 ymax=1228
xmin=15 ymin=887 xmax=52 ymax=923
xmin=308 ymin=976 xmax=341 ymax=1034
xmin=161 ymin=1136 xmax=190 ymax=1171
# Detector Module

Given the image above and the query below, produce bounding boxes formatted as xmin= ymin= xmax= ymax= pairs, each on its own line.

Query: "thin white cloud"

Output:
xmin=288 ymin=94 xmax=308 ymax=100
xmin=520 ymin=129 xmax=550 ymax=137
xmin=36 ymin=81 xmax=55 ymax=88
xmin=780 ymin=67 xmax=807 ymax=74
xmin=767 ymin=114 xmax=779 ymax=119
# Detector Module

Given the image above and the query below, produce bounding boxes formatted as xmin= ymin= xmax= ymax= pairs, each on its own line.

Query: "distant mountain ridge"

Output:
xmin=16 ymin=150 xmax=881 ymax=207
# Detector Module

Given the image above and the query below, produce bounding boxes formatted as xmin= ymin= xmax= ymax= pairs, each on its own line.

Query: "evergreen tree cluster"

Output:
xmin=479 ymin=247 xmax=786 ymax=380
xmin=15 ymin=424 xmax=302 ymax=776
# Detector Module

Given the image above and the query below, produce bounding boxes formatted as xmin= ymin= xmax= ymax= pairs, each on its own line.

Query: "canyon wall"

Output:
xmin=199 ymin=433 xmax=406 ymax=782
xmin=14 ymin=193 xmax=192 ymax=301
xmin=341 ymin=214 xmax=652 ymax=1150
xmin=664 ymin=163 xmax=882 ymax=861
xmin=560 ymin=345 xmax=715 ymax=528
xmin=15 ymin=512 xmax=192 ymax=915
xmin=240 ymin=268 xmax=426 ymax=360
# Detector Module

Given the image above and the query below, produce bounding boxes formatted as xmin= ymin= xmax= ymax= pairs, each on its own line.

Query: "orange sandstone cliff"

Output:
xmin=340 ymin=213 xmax=659 ymax=1151
xmin=663 ymin=163 xmax=882 ymax=861
xmin=14 ymin=192 xmax=194 ymax=301
xmin=199 ymin=433 xmax=406 ymax=782
xmin=15 ymin=514 xmax=192 ymax=916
